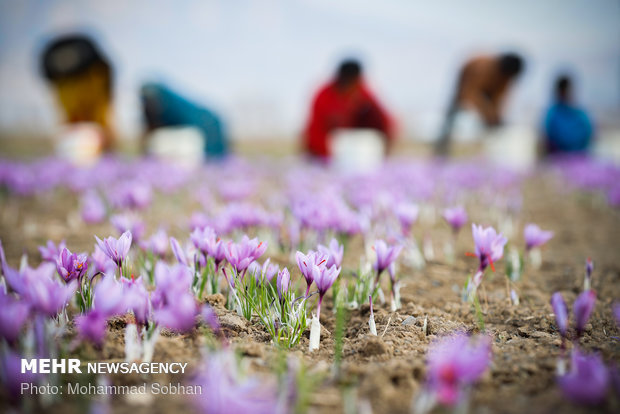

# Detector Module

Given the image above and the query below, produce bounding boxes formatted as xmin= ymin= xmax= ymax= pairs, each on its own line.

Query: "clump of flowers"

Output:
xmin=523 ymin=223 xmax=553 ymax=269
xmin=550 ymin=290 xmax=596 ymax=374
xmin=372 ymin=240 xmax=402 ymax=310
xmin=466 ymin=224 xmax=507 ymax=329
xmin=557 ymin=348 xmax=610 ymax=406
xmin=415 ymin=332 xmax=492 ymax=413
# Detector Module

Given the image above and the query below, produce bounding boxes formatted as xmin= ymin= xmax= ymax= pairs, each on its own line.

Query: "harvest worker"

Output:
xmin=140 ymin=82 xmax=229 ymax=158
xmin=40 ymin=34 xmax=115 ymax=151
xmin=303 ymin=59 xmax=395 ymax=158
xmin=542 ymin=75 xmax=593 ymax=154
xmin=435 ymin=53 xmax=525 ymax=156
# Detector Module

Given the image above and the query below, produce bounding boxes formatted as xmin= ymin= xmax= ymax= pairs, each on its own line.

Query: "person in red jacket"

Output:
xmin=303 ymin=60 xmax=394 ymax=158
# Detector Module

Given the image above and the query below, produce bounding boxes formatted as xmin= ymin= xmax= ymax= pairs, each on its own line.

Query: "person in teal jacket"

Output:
xmin=543 ymin=75 xmax=593 ymax=154
xmin=141 ymin=82 xmax=229 ymax=158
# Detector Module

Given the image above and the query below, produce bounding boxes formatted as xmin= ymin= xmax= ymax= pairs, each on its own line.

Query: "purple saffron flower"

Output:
xmin=140 ymin=229 xmax=168 ymax=258
xmin=277 ymin=268 xmax=291 ymax=303
xmin=55 ymin=247 xmax=88 ymax=283
xmin=395 ymin=202 xmax=419 ymax=234
xmin=189 ymin=228 xmax=228 ymax=271
xmin=200 ymin=304 xmax=220 ymax=335
xmin=191 ymin=350 xmax=277 ymax=414
xmin=442 ymin=206 xmax=468 ymax=233
xmin=314 ymin=264 xmax=340 ymax=318
xmin=252 ymin=258 xmax=279 ymax=284
xmin=0 ymin=350 xmax=41 ymax=402
xmin=121 ymin=276 xmax=150 ymax=325
xmin=296 ymin=250 xmax=328 ymax=296
xmin=584 ymin=258 xmax=594 ymax=290
xmin=524 ymin=224 xmax=554 ymax=251
xmin=21 ymin=264 xmax=76 ymax=317
xmin=225 ymin=236 xmax=267 ymax=275
xmin=426 ymin=333 xmax=492 ymax=406
xmin=110 ymin=214 xmax=145 ymax=241
xmin=75 ymin=311 xmax=108 ymax=346
xmin=574 ymin=290 xmax=596 ymax=337
xmin=318 ymin=238 xmax=344 ymax=269
xmin=613 ymin=303 xmax=620 ymax=329
xmin=38 ymin=240 xmax=66 ymax=263
xmin=169 ymin=237 xmax=189 ymax=266
xmin=550 ymin=292 xmax=569 ymax=338
xmin=471 ymin=224 xmax=507 ymax=273
xmin=558 ymin=348 xmax=609 ymax=405
xmin=153 ymin=291 xmax=197 ymax=332
xmin=373 ymin=240 xmax=402 ymax=276
xmin=95 ymin=230 xmax=132 ymax=267
xmin=0 ymin=291 xmax=30 ymax=344
xmin=80 ymin=190 xmax=106 ymax=224
xmin=91 ymin=244 xmax=116 ymax=274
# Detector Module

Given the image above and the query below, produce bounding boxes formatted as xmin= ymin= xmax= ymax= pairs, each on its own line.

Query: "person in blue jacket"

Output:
xmin=543 ymin=75 xmax=593 ymax=154
xmin=141 ymin=82 xmax=229 ymax=158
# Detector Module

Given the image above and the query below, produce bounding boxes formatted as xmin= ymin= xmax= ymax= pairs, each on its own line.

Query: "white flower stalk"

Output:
xmin=510 ymin=289 xmax=520 ymax=306
xmin=124 ymin=324 xmax=141 ymax=362
xmin=529 ymin=247 xmax=542 ymax=270
xmin=309 ymin=314 xmax=321 ymax=351
xmin=368 ymin=295 xmax=377 ymax=336
xmin=423 ymin=235 xmax=435 ymax=261
xmin=509 ymin=247 xmax=521 ymax=281
xmin=443 ymin=241 xmax=455 ymax=264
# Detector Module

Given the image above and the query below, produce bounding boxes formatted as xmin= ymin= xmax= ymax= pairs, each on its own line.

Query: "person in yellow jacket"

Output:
xmin=41 ymin=34 xmax=115 ymax=151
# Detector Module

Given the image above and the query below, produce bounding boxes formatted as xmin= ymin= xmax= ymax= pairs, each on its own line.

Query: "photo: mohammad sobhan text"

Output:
xmin=21 ymin=382 xmax=202 ymax=395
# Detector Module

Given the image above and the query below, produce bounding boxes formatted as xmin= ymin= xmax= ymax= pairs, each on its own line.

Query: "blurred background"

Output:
xmin=0 ymin=0 xmax=618 ymax=153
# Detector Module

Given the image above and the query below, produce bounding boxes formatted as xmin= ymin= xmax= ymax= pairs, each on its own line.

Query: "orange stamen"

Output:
xmin=465 ymin=252 xmax=477 ymax=257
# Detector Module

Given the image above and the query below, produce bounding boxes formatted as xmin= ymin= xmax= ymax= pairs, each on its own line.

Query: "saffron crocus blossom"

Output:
xmin=55 ymin=247 xmax=88 ymax=283
xmin=550 ymin=292 xmax=568 ymax=339
xmin=584 ymin=258 xmax=593 ymax=291
xmin=558 ymin=348 xmax=609 ymax=406
xmin=395 ymin=202 xmax=419 ymax=234
xmin=373 ymin=240 xmax=402 ymax=282
xmin=190 ymin=227 xmax=228 ymax=271
xmin=140 ymin=229 xmax=168 ymax=258
xmin=523 ymin=224 xmax=554 ymax=251
xmin=318 ymin=238 xmax=344 ymax=269
xmin=225 ymin=236 xmax=267 ymax=275
xmin=276 ymin=268 xmax=291 ymax=303
xmin=80 ymin=190 xmax=106 ymax=224
xmin=0 ymin=351 xmax=41 ymax=402
xmin=425 ymin=333 xmax=492 ymax=407
xmin=38 ymin=240 xmax=66 ymax=263
xmin=169 ymin=237 xmax=189 ymax=266
xmin=91 ymin=244 xmax=116 ymax=274
xmin=110 ymin=214 xmax=145 ymax=241
xmin=21 ymin=264 xmax=76 ymax=317
xmin=0 ymin=290 xmax=30 ymax=345
xmin=121 ymin=276 xmax=150 ymax=326
xmin=191 ymin=350 xmax=277 ymax=414
xmin=613 ymin=303 xmax=620 ymax=329
xmin=296 ymin=250 xmax=328 ymax=296
xmin=95 ymin=230 xmax=132 ymax=267
xmin=200 ymin=304 xmax=220 ymax=335
xmin=574 ymin=290 xmax=596 ymax=338
xmin=442 ymin=206 xmax=468 ymax=234
xmin=470 ymin=224 xmax=507 ymax=288
xmin=151 ymin=262 xmax=197 ymax=332
xmin=313 ymin=264 xmax=340 ymax=318
xmin=75 ymin=276 xmax=127 ymax=346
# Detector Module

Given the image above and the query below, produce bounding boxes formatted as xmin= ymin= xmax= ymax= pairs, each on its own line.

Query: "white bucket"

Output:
xmin=330 ymin=128 xmax=385 ymax=174
xmin=55 ymin=123 xmax=103 ymax=166
xmin=483 ymin=125 xmax=538 ymax=171
xmin=147 ymin=126 xmax=204 ymax=167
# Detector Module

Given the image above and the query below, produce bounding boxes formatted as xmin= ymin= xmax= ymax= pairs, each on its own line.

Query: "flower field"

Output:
xmin=0 ymin=154 xmax=619 ymax=414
